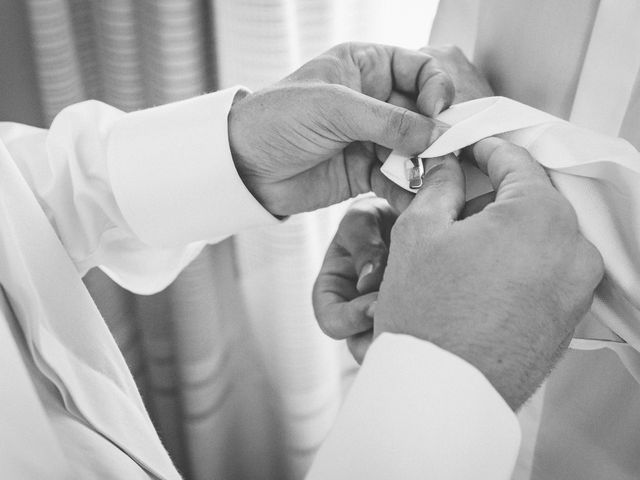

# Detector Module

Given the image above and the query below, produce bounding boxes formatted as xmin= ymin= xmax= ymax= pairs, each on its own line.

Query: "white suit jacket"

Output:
xmin=0 ymin=87 xmax=519 ymax=479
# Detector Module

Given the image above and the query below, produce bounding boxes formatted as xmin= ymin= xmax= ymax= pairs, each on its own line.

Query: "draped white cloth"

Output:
xmin=21 ymin=1 xmax=438 ymax=479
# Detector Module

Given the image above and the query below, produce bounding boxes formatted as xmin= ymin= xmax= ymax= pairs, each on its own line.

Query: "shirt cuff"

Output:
xmin=307 ymin=333 xmax=521 ymax=480
xmin=106 ymin=87 xmax=280 ymax=247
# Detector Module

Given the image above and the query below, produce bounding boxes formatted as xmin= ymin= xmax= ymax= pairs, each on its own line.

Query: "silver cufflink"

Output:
xmin=406 ymin=156 xmax=424 ymax=189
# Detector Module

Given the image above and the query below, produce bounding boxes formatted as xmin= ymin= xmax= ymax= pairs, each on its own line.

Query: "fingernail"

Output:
xmin=366 ymin=301 xmax=377 ymax=319
xmin=356 ymin=263 xmax=374 ymax=291
xmin=432 ymin=99 xmax=445 ymax=117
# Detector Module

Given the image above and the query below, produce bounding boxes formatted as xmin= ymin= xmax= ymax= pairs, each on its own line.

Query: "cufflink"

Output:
xmin=406 ymin=156 xmax=424 ymax=189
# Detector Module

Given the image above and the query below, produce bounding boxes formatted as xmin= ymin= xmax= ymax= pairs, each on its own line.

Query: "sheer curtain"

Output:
xmin=24 ymin=1 xmax=438 ymax=478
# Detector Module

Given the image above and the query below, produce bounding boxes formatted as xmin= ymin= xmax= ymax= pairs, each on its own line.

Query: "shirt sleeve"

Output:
xmin=306 ymin=333 xmax=521 ymax=480
xmin=0 ymin=87 xmax=279 ymax=294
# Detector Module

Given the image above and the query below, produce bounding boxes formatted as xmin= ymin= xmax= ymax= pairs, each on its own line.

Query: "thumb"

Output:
xmin=471 ymin=137 xmax=552 ymax=202
xmin=402 ymin=154 xmax=466 ymax=233
xmin=334 ymin=86 xmax=447 ymax=156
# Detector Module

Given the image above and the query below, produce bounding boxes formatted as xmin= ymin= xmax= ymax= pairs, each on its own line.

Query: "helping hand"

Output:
xmin=312 ymin=197 xmax=397 ymax=363
xmin=315 ymin=139 xmax=604 ymax=410
xmin=228 ymin=42 xmax=455 ymax=216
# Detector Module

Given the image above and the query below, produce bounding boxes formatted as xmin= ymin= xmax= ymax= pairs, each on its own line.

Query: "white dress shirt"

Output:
xmin=0 ymin=87 xmax=519 ymax=479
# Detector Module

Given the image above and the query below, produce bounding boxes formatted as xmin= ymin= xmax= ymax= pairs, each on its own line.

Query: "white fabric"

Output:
xmin=429 ymin=2 xmax=640 ymax=479
xmin=569 ymin=0 xmax=640 ymax=135
xmin=0 ymin=89 xmax=518 ymax=478
xmin=383 ymin=96 xmax=640 ymax=379
xmin=108 ymin=88 xmax=277 ymax=249
xmin=307 ymin=334 xmax=520 ymax=480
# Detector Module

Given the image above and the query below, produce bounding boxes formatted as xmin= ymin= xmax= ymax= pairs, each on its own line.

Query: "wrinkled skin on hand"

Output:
xmin=228 ymin=42 xmax=456 ymax=216
xmin=314 ymin=140 xmax=604 ymax=411
xmin=313 ymin=44 xmax=498 ymax=362
xmin=312 ymin=197 xmax=397 ymax=363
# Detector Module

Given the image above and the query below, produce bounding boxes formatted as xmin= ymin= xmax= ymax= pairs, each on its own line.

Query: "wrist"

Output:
xmin=227 ymin=89 xmax=272 ymax=213
xmin=227 ymin=87 xmax=252 ymax=178
xmin=374 ymin=315 xmax=538 ymax=412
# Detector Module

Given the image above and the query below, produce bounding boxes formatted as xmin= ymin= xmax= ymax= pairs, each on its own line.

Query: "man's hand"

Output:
xmin=374 ymin=139 xmax=603 ymax=410
xmin=228 ymin=42 xmax=454 ymax=216
xmin=315 ymin=138 xmax=604 ymax=410
xmin=420 ymin=45 xmax=493 ymax=103
xmin=312 ymin=197 xmax=397 ymax=363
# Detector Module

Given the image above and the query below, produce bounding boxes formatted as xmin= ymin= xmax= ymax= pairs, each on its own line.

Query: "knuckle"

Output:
xmin=387 ymin=106 xmax=414 ymax=141
xmin=350 ymin=43 xmax=380 ymax=64
xmin=331 ymin=41 xmax=355 ymax=57
xmin=331 ymin=42 xmax=380 ymax=67
xmin=319 ymin=55 xmax=349 ymax=83
xmin=491 ymin=142 xmax=528 ymax=163
xmin=440 ymin=44 xmax=464 ymax=57
xmin=430 ymin=44 xmax=465 ymax=62
xmin=581 ymin=239 xmax=605 ymax=282
xmin=315 ymin=312 xmax=342 ymax=339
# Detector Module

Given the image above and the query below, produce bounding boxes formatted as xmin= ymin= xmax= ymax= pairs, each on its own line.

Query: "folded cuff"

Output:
xmin=107 ymin=87 xmax=279 ymax=247
xmin=307 ymin=333 xmax=521 ymax=480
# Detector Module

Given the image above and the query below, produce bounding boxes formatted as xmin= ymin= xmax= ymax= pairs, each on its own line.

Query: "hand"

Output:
xmin=420 ymin=45 xmax=493 ymax=103
xmin=312 ymin=169 xmax=494 ymax=364
xmin=228 ymin=42 xmax=455 ymax=216
xmin=312 ymin=175 xmax=494 ymax=363
xmin=312 ymin=197 xmax=397 ymax=363
xmin=374 ymin=139 xmax=604 ymax=410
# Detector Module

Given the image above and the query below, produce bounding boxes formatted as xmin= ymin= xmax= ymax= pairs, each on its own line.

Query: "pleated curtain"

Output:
xmin=24 ymin=1 xmax=437 ymax=478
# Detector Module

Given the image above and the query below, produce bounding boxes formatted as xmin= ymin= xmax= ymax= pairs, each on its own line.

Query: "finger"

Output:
xmin=347 ymin=329 xmax=375 ymax=364
xmin=312 ymin=283 xmax=378 ymax=339
xmin=374 ymin=91 xmax=417 ymax=162
xmin=336 ymin=87 xmax=447 ymax=156
xmin=402 ymin=154 xmax=466 ymax=232
xmin=336 ymin=199 xmax=395 ymax=293
xmin=387 ymin=90 xmax=418 ymax=112
xmin=344 ymin=43 xmax=455 ymax=116
xmin=289 ymin=43 xmax=454 ymax=116
xmin=387 ymin=47 xmax=454 ymax=117
xmin=370 ymin=166 xmax=415 ymax=213
xmin=471 ymin=138 xmax=552 ymax=202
